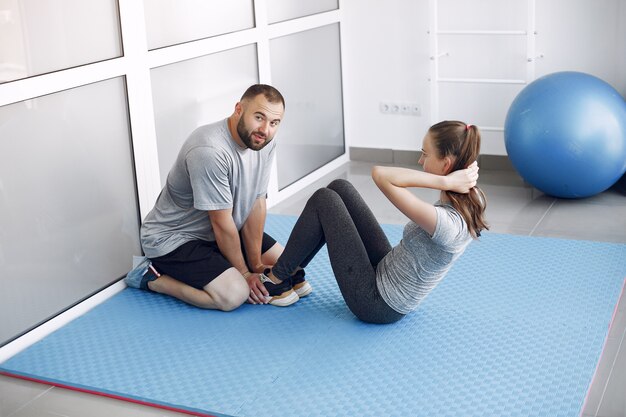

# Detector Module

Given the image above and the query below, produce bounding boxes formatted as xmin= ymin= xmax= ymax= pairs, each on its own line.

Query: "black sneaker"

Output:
xmin=291 ymin=269 xmax=312 ymax=298
xmin=259 ymin=272 xmax=299 ymax=307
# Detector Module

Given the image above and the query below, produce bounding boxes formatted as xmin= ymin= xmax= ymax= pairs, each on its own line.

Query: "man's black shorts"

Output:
xmin=150 ymin=233 xmax=277 ymax=289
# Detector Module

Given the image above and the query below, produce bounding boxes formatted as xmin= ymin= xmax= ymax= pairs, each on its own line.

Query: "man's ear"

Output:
xmin=235 ymin=102 xmax=243 ymax=116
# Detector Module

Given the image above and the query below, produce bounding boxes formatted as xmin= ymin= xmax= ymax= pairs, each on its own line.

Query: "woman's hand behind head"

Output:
xmin=445 ymin=161 xmax=479 ymax=194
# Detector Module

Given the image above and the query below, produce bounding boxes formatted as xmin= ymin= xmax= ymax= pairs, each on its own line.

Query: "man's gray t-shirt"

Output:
xmin=141 ymin=119 xmax=276 ymax=258
xmin=376 ymin=203 xmax=472 ymax=314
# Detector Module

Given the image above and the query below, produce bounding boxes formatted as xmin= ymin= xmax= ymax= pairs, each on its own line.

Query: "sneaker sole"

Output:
xmin=266 ymin=290 xmax=299 ymax=307
xmin=293 ymin=281 xmax=312 ymax=298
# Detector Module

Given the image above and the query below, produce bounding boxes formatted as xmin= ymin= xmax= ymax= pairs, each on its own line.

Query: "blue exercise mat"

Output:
xmin=2 ymin=215 xmax=625 ymax=417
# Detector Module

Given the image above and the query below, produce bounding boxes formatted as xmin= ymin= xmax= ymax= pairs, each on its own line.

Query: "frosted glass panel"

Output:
xmin=0 ymin=0 xmax=121 ymax=83
xmin=438 ymin=0 xmax=527 ymax=31
xmin=0 ymin=77 xmax=141 ymax=345
xmin=151 ymin=45 xmax=258 ymax=183
xmin=438 ymin=34 xmax=527 ymax=80
xmin=270 ymin=24 xmax=345 ymax=189
xmin=266 ymin=0 xmax=338 ymax=24
xmin=144 ymin=0 xmax=254 ymax=50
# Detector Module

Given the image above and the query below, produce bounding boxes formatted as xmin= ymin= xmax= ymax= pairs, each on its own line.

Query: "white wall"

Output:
xmin=342 ymin=0 xmax=432 ymax=152
xmin=617 ymin=1 xmax=626 ymax=98
xmin=342 ymin=0 xmax=626 ymax=156
xmin=535 ymin=0 xmax=624 ymax=85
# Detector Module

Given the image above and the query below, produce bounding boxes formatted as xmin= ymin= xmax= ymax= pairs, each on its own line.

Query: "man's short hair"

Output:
xmin=241 ymin=84 xmax=285 ymax=109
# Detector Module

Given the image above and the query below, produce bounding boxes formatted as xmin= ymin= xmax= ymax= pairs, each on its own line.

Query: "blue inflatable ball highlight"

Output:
xmin=504 ymin=71 xmax=626 ymax=198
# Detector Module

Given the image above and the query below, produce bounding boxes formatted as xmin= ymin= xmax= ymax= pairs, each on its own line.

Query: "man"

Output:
xmin=125 ymin=84 xmax=311 ymax=310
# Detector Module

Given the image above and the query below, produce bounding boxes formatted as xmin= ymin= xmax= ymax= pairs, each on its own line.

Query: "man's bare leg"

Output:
xmin=148 ymin=267 xmax=248 ymax=311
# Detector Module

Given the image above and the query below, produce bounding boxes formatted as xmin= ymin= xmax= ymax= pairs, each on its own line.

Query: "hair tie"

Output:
xmin=466 ymin=124 xmax=473 ymax=130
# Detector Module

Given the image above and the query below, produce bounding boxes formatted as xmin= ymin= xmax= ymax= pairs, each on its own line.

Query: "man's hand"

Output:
xmin=246 ymin=273 xmax=269 ymax=304
xmin=446 ymin=161 xmax=479 ymax=193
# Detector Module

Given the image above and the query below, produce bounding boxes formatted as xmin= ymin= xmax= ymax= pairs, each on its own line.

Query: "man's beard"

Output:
xmin=237 ymin=117 xmax=271 ymax=151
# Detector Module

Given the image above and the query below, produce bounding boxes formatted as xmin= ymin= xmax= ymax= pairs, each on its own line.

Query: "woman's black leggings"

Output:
xmin=272 ymin=179 xmax=405 ymax=324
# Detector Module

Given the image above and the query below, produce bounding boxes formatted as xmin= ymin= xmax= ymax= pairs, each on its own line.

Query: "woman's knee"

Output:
xmin=327 ymin=178 xmax=354 ymax=193
xmin=305 ymin=188 xmax=347 ymax=216
xmin=309 ymin=187 xmax=340 ymax=206
xmin=327 ymin=179 xmax=361 ymax=202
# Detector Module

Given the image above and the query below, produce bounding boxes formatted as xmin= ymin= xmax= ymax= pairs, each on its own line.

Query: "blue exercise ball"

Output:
xmin=504 ymin=71 xmax=626 ymax=198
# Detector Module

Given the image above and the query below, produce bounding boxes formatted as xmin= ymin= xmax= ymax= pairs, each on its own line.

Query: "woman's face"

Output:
xmin=418 ymin=133 xmax=450 ymax=175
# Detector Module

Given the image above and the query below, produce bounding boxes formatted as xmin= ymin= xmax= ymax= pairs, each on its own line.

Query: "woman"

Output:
xmin=255 ymin=121 xmax=488 ymax=323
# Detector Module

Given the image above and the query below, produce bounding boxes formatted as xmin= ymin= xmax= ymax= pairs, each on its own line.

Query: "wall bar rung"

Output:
xmin=478 ymin=126 xmax=505 ymax=132
xmin=437 ymin=77 xmax=526 ymax=85
xmin=436 ymin=30 xmax=527 ymax=36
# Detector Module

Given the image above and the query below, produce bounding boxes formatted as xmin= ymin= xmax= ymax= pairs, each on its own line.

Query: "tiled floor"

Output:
xmin=1 ymin=161 xmax=625 ymax=417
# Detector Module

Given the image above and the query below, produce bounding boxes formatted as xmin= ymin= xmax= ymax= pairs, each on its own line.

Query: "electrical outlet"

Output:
xmin=380 ymin=101 xmax=422 ymax=116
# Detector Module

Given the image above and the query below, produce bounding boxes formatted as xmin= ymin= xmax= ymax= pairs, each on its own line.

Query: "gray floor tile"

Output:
xmin=533 ymin=198 xmax=626 ymax=243
xmin=9 ymin=382 xmax=197 ymax=417
xmin=0 ymin=375 xmax=51 ymax=417
xmin=596 ymin=328 xmax=626 ymax=417
xmin=608 ymin=297 xmax=626 ymax=340
xmin=585 ymin=308 xmax=626 ymax=416
xmin=584 ymin=336 xmax=622 ymax=416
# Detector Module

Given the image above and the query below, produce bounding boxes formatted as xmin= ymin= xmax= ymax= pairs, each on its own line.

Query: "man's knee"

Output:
xmin=218 ymin=285 xmax=248 ymax=311
xmin=205 ymin=269 xmax=249 ymax=311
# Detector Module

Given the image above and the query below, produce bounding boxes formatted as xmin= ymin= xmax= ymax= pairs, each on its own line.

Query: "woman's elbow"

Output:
xmin=371 ymin=165 xmax=384 ymax=183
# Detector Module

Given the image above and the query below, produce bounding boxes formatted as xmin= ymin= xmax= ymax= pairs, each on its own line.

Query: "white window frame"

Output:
xmin=0 ymin=0 xmax=347 ymax=361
